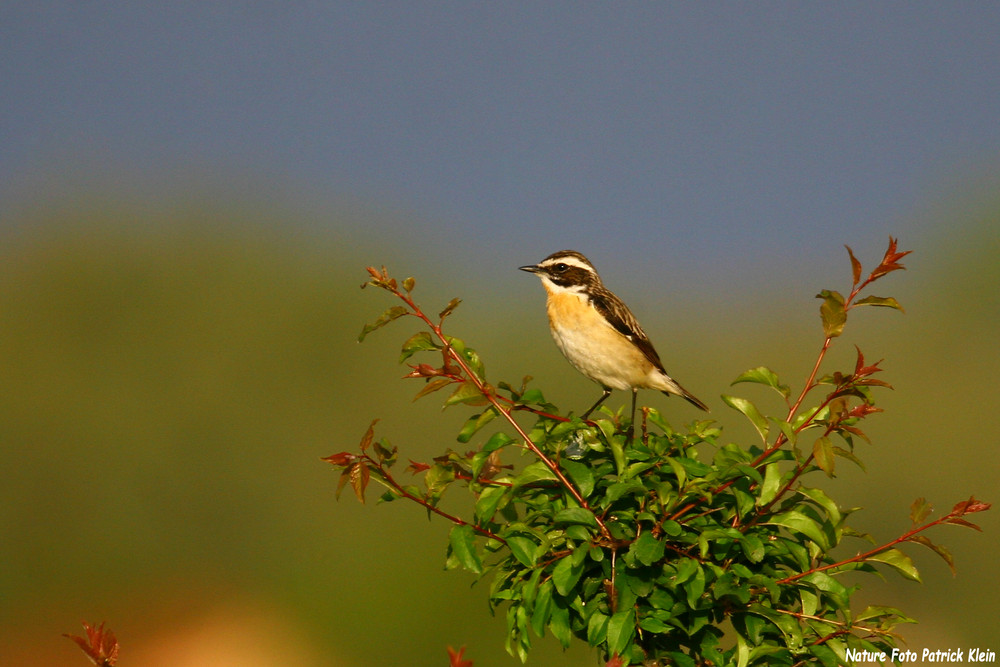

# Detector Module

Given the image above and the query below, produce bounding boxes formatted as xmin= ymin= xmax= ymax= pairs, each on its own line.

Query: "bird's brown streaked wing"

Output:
xmin=589 ymin=287 xmax=667 ymax=371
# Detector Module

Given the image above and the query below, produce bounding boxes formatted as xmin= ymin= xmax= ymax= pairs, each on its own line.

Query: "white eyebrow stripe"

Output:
xmin=538 ymin=256 xmax=596 ymax=273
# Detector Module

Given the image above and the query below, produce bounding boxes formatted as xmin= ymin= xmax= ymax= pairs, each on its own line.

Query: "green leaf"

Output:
xmin=549 ymin=603 xmax=572 ymax=648
xmin=639 ymin=615 xmax=671 ymax=633
xmin=357 ymin=305 xmax=408 ymax=342
xmin=764 ymin=510 xmax=831 ymax=550
xmin=512 ymin=461 xmax=561 ymax=490
xmin=553 ymin=507 xmax=599 ymax=528
xmin=608 ymin=433 xmax=627 ymax=475
xmin=816 ymin=289 xmax=847 ymax=338
xmin=448 ymin=524 xmax=482 ymax=574
xmin=551 ymin=552 xmax=585 ymax=596
xmin=560 ymin=458 xmax=595 ymax=498
xmin=731 ymin=366 xmax=791 ymax=399
xmin=796 ymin=486 xmax=842 ymax=528
xmin=757 ymin=462 xmax=782 ymax=507
xmin=801 ymin=571 xmax=850 ymax=608
xmin=474 ymin=485 xmax=507 ymax=522
xmin=673 ymin=558 xmax=699 ymax=585
xmin=854 ymin=295 xmax=904 ymax=312
xmin=402 ymin=276 xmax=415 ymax=292
xmin=684 ymin=565 xmax=707 ymax=608
xmin=666 ymin=457 xmax=687 ymax=489
xmin=855 ymin=605 xmax=915 ymax=624
xmin=735 ymin=634 xmax=750 ymax=667
xmin=721 ymin=394 xmax=770 ymax=442
xmin=740 ymin=534 xmax=765 ymax=563
xmin=800 ymin=588 xmax=818 ymax=616
xmin=606 ymin=609 xmax=636 ymax=657
xmin=444 ymin=380 xmax=486 ymax=407
xmin=531 ymin=580 xmax=554 ymax=637
xmin=867 ymin=548 xmax=922 ymax=582
xmin=586 ymin=611 xmax=610 ymax=646
xmin=832 ymin=445 xmax=866 ymax=471
xmin=666 ymin=652 xmax=697 ymax=667
xmin=604 ymin=479 xmax=647 ymax=503
xmin=482 ymin=431 xmax=514 ymax=453
xmin=399 ymin=331 xmax=440 ymax=363
xmin=630 ymin=530 xmax=666 ymax=567
xmin=661 ymin=519 xmax=682 ymax=536
xmin=813 ymin=435 xmax=835 ymax=477
xmin=506 ymin=534 xmax=539 ymax=567
xmin=458 ymin=345 xmax=486 ymax=381
xmin=456 ymin=409 xmax=498 ymax=443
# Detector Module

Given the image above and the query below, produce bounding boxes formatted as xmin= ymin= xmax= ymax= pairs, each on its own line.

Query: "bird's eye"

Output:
xmin=553 ymin=263 xmax=568 ymax=273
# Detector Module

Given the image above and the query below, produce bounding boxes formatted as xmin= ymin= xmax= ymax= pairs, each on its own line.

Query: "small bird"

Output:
xmin=520 ymin=250 xmax=709 ymax=430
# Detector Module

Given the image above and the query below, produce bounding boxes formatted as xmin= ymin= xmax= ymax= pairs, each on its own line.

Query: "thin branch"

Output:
xmin=364 ymin=452 xmax=507 ymax=544
xmin=776 ymin=508 xmax=959 ymax=585
xmin=387 ymin=284 xmax=612 ymax=540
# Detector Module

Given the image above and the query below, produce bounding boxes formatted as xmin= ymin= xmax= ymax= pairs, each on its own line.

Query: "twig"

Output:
xmin=384 ymin=282 xmax=612 ymax=540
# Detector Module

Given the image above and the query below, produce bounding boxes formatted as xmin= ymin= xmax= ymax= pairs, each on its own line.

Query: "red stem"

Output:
xmin=365 ymin=453 xmax=507 ymax=543
xmin=776 ymin=511 xmax=956 ymax=585
xmin=390 ymin=286 xmax=611 ymax=540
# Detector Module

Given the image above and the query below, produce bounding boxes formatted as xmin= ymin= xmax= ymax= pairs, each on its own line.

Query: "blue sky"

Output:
xmin=3 ymin=4 xmax=999 ymax=288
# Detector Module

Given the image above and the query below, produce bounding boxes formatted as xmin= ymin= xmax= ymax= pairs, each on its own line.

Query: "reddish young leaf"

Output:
xmin=350 ymin=461 xmax=370 ymax=504
xmin=63 ymin=621 xmax=119 ymax=666
xmin=845 ymin=245 xmax=863 ymax=286
xmin=847 ymin=404 xmax=883 ymax=420
xmin=852 ymin=346 xmax=884 ymax=379
xmin=868 ymin=236 xmax=912 ymax=280
xmin=363 ymin=266 xmax=382 ymax=284
xmin=447 ymin=645 xmax=474 ymax=667
xmin=477 ymin=450 xmax=511 ymax=480
xmin=359 ymin=419 xmax=379 ymax=453
xmin=439 ymin=297 xmax=463 ymax=320
xmin=839 ymin=424 xmax=872 ymax=444
xmin=946 ymin=517 xmax=983 ymax=532
xmin=413 ymin=378 xmax=454 ymax=401
xmin=854 ymin=378 xmax=892 ymax=389
xmin=951 ymin=496 xmax=991 ymax=515
xmin=907 ymin=535 xmax=956 ymax=576
xmin=321 ymin=452 xmax=355 ymax=467
xmin=407 ymin=459 xmax=432 ymax=474
xmin=336 ymin=468 xmax=352 ymax=499
xmin=404 ymin=363 xmax=452 ymax=380
xmin=605 ymin=656 xmax=626 ymax=667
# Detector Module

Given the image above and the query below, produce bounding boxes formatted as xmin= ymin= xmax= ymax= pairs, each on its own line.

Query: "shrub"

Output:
xmin=325 ymin=239 xmax=988 ymax=666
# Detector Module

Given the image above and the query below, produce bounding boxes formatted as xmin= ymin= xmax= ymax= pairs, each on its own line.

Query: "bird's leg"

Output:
xmin=625 ymin=389 xmax=638 ymax=441
xmin=581 ymin=388 xmax=612 ymax=419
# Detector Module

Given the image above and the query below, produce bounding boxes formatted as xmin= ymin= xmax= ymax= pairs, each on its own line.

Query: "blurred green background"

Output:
xmin=0 ymin=184 xmax=997 ymax=666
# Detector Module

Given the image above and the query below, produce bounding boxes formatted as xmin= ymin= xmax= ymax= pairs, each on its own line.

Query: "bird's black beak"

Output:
xmin=519 ymin=264 xmax=541 ymax=274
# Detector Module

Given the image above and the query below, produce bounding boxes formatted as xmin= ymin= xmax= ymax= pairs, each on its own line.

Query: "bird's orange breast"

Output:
xmin=544 ymin=289 xmax=601 ymax=329
xmin=543 ymin=289 xmax=658 ymax=390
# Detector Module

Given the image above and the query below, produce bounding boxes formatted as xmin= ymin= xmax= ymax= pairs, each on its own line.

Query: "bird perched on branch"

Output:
xmin=520 ymin=250 xmax=709 ymax=431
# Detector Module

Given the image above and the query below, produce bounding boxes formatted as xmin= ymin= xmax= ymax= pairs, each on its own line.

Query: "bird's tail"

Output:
xmin=660 ymin=380 xmax=710 ymax=412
